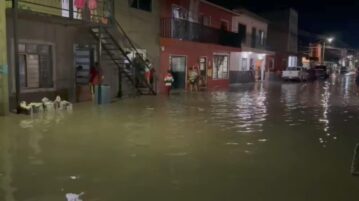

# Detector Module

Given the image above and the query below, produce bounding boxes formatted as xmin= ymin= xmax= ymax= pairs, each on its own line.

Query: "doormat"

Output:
xmin=352 ymin=144 xmax=359 ymax=176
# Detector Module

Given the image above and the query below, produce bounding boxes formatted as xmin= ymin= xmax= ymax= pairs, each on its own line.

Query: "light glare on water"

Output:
xmin=1 ymin=76 xmax=359 ymax=201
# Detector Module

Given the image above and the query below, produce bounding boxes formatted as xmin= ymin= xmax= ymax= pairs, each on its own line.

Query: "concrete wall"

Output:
xmin=5 ymin=14 xmax=96 ymax=107
xmin=114 ymin=0 xmax=161 ymax=89
xmin=262 ymin=9 xmax=298 ymax=54
xmin=232 ymin=15 xmax=268 ymax=48
xmin=199 ymin=1 xmax=235 ymax=30
xmin=0 ymin=1 xmax=9 ymax=115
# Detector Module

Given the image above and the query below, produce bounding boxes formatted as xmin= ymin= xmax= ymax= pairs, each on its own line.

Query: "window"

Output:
xmin=238 ymin=23 xmax=247 ymax=42
xmin=251 ymin=27 xmax=257 ymax=48
xmin=240 ymin=58 xmax=248 ymax=71
xmin=288 ymin=56 xmax=298 ymax=67
xmin=130 ymin=0 xmax=152 ymax=12
xmin=259 ymin=30 xmax=265 ymax=46
xmin=18 ymin=43 xmax=53 ymax=89
xmin=200 ymin=15 xmax=211 ymax=26
xmin=172 ymin=4 xmax=188 ymax=19
xmin=213 ymin=55 xmax=229 ymax=79
xmin=220 ymin=20 xmax=229 ymax=31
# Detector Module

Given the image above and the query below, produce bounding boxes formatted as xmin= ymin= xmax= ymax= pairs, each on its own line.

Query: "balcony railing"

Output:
xmin=161 ymin=18 xmax=242 ymax=48
xmin=241 ymin=34 xmax=267 ymax=50
xmin=6 ymin=0 xmax=114 ymax=24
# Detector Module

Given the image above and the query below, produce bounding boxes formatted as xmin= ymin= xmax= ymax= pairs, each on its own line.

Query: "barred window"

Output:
xmin=18 ymin=43 xmax=54 ymax=89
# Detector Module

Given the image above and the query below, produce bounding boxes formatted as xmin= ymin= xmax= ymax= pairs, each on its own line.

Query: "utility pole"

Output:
xmin=0 ymin=0 xmax=9 ymax=115
xmin=97 ymin=25 xmax=102 ymax=104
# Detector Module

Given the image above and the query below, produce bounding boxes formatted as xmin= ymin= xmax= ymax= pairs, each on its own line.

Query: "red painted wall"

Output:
xmin=199 ymin=2 xmax=234 ymax=30
xmin=159 ymin=38 xmax=241 ymax=93
xmin=160 ymin=0 xmax=236 ymax=29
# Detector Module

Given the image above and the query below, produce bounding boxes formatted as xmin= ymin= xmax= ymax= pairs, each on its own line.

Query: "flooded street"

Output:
xmin=1 ymin=75 xmax=359 ymax=201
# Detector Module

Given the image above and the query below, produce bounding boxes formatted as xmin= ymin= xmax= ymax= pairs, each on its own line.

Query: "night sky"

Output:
xmin=209 ymin=0 xmax=359 ymax=48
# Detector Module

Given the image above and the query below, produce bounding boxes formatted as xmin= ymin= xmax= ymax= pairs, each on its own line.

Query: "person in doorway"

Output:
xmin=88 ymin=0 xmax=98 ymax=22
xmin=145 ymin=59 xmax=152 ymax=85
xmin=150 ymin=65 xmax=156 ymax=87
xmin=133 ymin=53 xmax=146 ymax=87
xmin=89 ymin=63 xmax=101 ymax=96
xmin=74 ymin=0 xmax=86 ymax=19
xmin=164 ymin=70 xmax=174 ymax=96
xmin=188 ymin=67 xmax=199 ymax=92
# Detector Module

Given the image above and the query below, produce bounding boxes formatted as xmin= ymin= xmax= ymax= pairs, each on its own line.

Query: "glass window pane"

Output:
xmin=213 ymin=55 xmax=229 ymax=79
xmin=19 ymin=54 xmax=27 ymax=88
xmin=26 ymin=54 xmax=40 ymax=88
xmin=18 ymin=43 xmax=26 ymax=53
xmin=26 ymin=44 xmax=38 ymax=53
xmin=38 ymin=45 xmax=50 ymax=55
xmin=39 ymin=55 xmax=53 ymax=88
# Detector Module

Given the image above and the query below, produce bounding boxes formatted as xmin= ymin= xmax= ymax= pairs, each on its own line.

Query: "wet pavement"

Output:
xmin=1 ymin=75 xmax=359 ymax=201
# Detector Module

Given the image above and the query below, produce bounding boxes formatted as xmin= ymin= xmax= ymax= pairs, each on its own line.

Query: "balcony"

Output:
xmin=6 ymin=0 xmax=114 ymax=25
xmin=241 ymin=34 xmax=267 ymax=50
xmin=161 ymin=18 xmax=242 ymax=48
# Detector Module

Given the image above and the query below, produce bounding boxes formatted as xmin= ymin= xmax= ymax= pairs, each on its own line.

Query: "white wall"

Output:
xmin=230 ymin=52 xmax=241 ymax=71
xmin=232 ymin=15 xmax=268 ymax=47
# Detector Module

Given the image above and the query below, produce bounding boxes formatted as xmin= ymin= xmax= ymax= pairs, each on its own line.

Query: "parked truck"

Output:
xmin=282 ymin=67 xmax=309 ymax=81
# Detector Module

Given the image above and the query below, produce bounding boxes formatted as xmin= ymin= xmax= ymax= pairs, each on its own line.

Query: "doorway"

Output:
xmin=170 ymin=56 xmax=186 ymax=89
xmin=199 ymin=57 xmax=207 ymax=89
xmin=255 ymin=60 xmax=263 ymax=81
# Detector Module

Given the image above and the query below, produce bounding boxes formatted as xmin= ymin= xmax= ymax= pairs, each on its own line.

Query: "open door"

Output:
xmin=170 ymin=56 xmax=186 ymax=89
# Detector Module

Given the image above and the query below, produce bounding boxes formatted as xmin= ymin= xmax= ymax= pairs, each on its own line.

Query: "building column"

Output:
xmin=0 ymin=1 xmax=9 ymax=115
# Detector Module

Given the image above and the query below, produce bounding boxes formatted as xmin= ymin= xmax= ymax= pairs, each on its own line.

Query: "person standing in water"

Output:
xmin=188 ymin=67 xmax=199 ymax=92
xmin=164 ymin=70 xmax=174 ymax=96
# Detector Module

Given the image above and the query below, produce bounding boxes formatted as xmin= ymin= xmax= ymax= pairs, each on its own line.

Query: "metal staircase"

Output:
xmin=89 ymin=20 xmax=157 ymax=96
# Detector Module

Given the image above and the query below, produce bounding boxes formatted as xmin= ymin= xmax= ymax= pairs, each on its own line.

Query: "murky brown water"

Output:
xmin=1 ymin=75 xmax=359 ymax=201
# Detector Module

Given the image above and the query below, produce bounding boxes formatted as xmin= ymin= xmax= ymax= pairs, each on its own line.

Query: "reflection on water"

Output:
xmin=1 ymin=76 xmax=359 ymax=201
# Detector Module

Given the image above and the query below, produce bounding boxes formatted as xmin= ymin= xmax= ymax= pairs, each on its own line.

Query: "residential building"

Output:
xmin=230 ymin=8 xmax=273 ymax=83
xmin=262 ymin=8 xmax=299 ymax=74
xmin=159 ymin=0 xmax=243 ymax=92
xmin=3 ymin=0 xmax=158 ymax=112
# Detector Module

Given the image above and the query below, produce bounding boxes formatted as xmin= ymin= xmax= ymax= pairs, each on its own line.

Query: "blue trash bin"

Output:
xmin=95 ymin=85 xmax=111 ymax=105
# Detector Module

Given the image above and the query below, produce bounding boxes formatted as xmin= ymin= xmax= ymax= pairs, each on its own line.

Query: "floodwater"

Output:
xmin=1 ymin=75 xmax=359 ymax=201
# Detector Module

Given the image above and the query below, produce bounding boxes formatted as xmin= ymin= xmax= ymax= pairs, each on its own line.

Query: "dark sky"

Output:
xmin=209 ymin=0 xmax=359 ymax=48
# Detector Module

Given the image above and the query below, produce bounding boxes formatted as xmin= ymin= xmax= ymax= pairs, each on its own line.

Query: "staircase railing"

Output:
xmin=104 ymin=18 xmax=157 ymax=94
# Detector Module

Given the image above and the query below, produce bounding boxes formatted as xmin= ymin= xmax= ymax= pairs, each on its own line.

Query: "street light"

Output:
xmin=323 ymin=37 xmax=335 ymax=65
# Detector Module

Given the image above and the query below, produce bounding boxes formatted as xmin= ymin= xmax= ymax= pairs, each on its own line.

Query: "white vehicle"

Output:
xmin=282 ymin=66 xmax=309 ymax=81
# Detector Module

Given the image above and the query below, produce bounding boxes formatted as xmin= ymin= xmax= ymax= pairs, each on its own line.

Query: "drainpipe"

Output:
xmin=12 ymin=0 xmax=21 ymax=112
xmin=0 ymin=0 xmax=9 ymax=115
xmin=97 ymin=25 xmax=102 ymax=104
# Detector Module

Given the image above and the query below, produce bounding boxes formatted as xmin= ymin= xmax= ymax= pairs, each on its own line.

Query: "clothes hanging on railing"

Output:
xmin=88 ymin=0 xmax=98 ymax=10
xmin=74 ymin=0 xmax=85 ymax=9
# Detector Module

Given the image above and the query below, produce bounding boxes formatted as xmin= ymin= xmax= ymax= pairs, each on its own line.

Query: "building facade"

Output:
xmin=262 ymin=8 xmax=299 ymax=74
xmin=230 ymin=8 xmax=273 ymax=83
xmin=159 ymin=0 xmax=244 ymax=92
xmin=3 ymin=0 xmax=159 ymax=112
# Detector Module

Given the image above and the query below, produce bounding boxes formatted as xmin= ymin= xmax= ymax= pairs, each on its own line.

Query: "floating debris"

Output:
xmin=226 ymin=142 xmax=239 ymax=146
xmin=258 ymin=139 xmax=268 ymax=142
xmin=66 ymin=192 xmax=84 ymax=201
